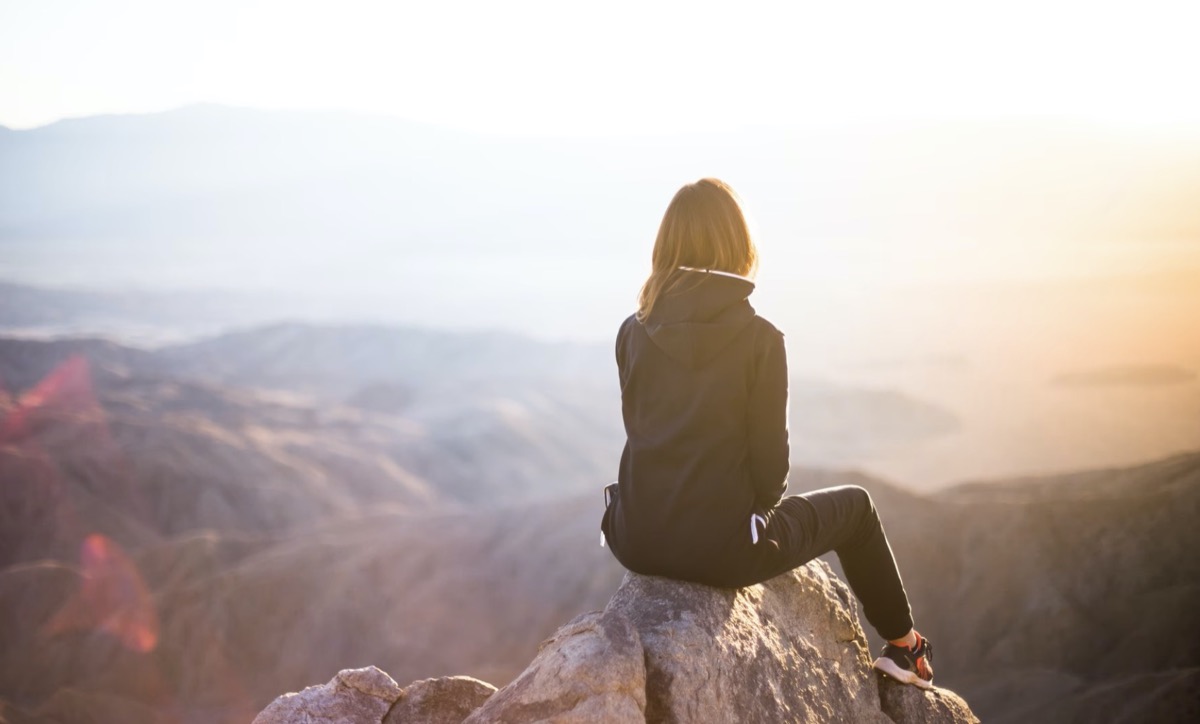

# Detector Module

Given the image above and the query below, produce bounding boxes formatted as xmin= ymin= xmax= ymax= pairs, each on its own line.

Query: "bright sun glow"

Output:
xmin=2 ymin=0 xmax=1200 ymax=133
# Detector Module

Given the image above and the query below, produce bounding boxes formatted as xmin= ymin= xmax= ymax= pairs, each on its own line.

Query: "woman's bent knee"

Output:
xmin=842 ymin=484 xmax=875 ymax=512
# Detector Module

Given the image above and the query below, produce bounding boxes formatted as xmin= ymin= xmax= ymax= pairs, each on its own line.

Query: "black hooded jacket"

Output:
xmin=601 ymin=269 xmax=791 ymax=587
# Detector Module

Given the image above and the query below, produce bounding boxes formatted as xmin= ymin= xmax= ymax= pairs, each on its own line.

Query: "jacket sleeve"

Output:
xmin=747 ymin=329 xmax=790 ymax=509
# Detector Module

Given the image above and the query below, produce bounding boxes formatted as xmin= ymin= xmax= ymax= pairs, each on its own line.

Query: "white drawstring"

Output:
xmin=602 ymin=484 xmax=767 ymax=547
xmin=750 ymin=513 xmax=767 ymax=544
xmin=601 ymin=482 xmax=617 ymax=548
xmin=676 ymin=265 xmax=755 ymax=283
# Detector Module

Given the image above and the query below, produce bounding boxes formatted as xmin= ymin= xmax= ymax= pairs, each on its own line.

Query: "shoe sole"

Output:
xmin=872 ymin=656 xmax=934 ymax=690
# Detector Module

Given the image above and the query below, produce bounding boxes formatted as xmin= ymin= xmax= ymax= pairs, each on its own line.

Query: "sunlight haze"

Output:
xmin=3 ymin=0 xmax=1200 ymax=132
xmin=1 ymin=0 xmax=1198 ymax=487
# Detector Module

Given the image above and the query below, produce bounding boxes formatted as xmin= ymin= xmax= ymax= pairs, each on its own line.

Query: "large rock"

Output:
xmin=385 ymin=677 xmax=497 ymax=724
xmin=469 ymin=561 xmax=976 ymax=723
xmin=879 ymin=678 xmax=979 ymax=724
xmin=254 ymin=668 xmax=495 ymax=724
xmin=463 ymin=610 xmax=646 ymax=723
xmin=254 ymin=561 xmax=979 ymax=723
xmin=252 ymin=667 xmax=402 ymax=724
xmin=607 ymin=563 xmax=886 ymax=723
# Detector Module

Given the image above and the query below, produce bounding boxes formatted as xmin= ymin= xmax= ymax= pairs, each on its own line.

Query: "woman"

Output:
xmin=600 ymin=178 xmax=934 ymax=689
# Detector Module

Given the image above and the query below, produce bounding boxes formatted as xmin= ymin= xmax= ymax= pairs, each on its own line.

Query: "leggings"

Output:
xmin=761 ymin=485 xmax=914 ymax=641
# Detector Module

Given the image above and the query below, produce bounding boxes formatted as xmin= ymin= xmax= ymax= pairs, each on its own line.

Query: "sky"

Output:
xmin=3 ymin=0 xmax=1200 ymax=133
xmin=2 ymin=0 xmax=1199 ymax=335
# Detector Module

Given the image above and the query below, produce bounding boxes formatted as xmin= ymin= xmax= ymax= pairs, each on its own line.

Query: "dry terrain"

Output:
xmin=1 ymin=330 xmax=1196 ymax=723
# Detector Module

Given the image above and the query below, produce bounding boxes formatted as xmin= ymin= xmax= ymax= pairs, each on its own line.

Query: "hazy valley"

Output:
xmin=0 ymin=323 xmax=1197 ymax=723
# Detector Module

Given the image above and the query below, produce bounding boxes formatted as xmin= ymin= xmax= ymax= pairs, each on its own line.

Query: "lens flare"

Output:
xmin=1 ymin=354 xmax=101 ymax=441
xmin=43 ymin=534 xmax=161 ymax=653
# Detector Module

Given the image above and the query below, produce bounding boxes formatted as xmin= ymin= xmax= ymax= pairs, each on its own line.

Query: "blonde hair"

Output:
xmin=636 ymin=178 xmax=758 ymax=322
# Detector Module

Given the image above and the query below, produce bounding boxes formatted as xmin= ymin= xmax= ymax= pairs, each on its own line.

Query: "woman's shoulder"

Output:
xmin=616 ymin=312 xmax=640 ymax=342
xmin=615 ymin=313 xmax=641 ymax=362
xmin=748 ymin=313 xmax=785 ymax=340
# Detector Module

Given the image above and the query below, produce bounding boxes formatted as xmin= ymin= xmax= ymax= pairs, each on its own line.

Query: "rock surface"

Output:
xmin=463 ymin=610 xmax=646 ymax=723
xmin=253 ymin=669 xmax=497 ymax=724
xmin=879 ymin=678 xmax=978 ymax=724
xmin=610 ymin=564 xmax=886 ymax=724
xmin=469 ymin=562 xmax=977 ymax=724
xmin=254 ymin=561 xmax=979 ymax=723
xmin=384 ymin=677 xmax=497 ymax=724
xmin=252 ymin=666 xmax=402 ymax=724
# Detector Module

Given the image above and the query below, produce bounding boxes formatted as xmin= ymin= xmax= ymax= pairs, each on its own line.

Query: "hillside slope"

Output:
xmin=799 ymin=453 xmax=1200 ymax=723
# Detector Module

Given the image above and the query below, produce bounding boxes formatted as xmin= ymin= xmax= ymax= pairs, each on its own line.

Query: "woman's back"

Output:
xmin=604 ymin=268 xmax=790 ymax=587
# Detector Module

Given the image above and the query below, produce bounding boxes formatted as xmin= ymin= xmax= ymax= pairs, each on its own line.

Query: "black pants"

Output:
xmin=760 ymin=485 xmax=914 ymax=641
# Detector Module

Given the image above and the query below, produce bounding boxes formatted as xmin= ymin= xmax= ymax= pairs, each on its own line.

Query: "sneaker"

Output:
xmin=873 ymin=632 xmax=934 ymax=689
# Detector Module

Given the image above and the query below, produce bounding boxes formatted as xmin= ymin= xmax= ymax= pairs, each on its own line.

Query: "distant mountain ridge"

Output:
xmin=158 ymin=320 xmax=612 ymax=400
xmin=0 ymin=329 xmax=624 ymax=516
xmin=0 ymin=323 xmax=963 ymax=502
xmin=4 ymin=105 xmax=1198 ymax=297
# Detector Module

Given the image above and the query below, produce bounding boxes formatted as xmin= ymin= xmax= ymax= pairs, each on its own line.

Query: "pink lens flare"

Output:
xmin=43 ymin=534 xmax=160 ymax=653
xmin=2 ymin=354 xmax=103 ymax=441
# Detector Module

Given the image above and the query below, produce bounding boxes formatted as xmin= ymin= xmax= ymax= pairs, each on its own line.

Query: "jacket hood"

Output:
xmin=643 ymin=271 xmax=756 ymax=367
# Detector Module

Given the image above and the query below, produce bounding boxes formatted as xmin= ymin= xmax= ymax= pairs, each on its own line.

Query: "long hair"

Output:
xmin=636 ymin=178 xmax=758 ymax=322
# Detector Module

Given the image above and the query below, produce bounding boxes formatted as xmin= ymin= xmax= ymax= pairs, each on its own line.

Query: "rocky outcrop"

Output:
xmin=252 ymin=667 xmax=402 ymax=724
xmin=879 ymin=678 xmax=979 ymax=724
xmin=467 ymin=562 xmax=975 ymax=724
xmin=255 ymin=560 xmax=977 ymax=723
xmin=384 ymin=677 xmax=497 ymax=724
xmin=462 ymin=610 xmax=646 ymax=723
xmin=252 ymin=668 xmax=494 ymax=724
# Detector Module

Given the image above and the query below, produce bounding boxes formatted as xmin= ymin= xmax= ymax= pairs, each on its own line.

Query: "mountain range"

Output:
xmin=0 ymin=326 xmax=1196 ymax=723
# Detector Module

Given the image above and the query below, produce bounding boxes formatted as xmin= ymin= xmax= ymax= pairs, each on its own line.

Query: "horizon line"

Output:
xmin=7 ymin=102 xmax=1200 ymax=138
